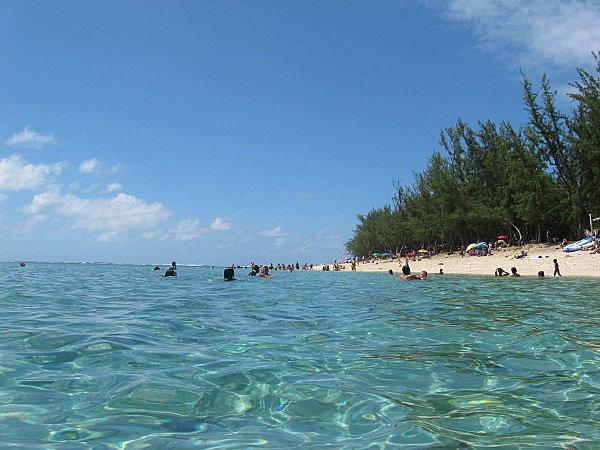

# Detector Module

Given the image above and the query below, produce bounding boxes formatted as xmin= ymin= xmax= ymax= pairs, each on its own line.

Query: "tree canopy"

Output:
xmin=346 ymin=54 xmax=600 ymax=257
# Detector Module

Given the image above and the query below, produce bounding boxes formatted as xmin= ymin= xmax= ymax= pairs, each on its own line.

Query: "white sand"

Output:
xmin=317 ymin=244 xmax=600 ymax=277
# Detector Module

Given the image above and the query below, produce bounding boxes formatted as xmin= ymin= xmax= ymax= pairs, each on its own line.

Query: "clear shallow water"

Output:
xmin=1 ymin=263 xmax=599 ymax=448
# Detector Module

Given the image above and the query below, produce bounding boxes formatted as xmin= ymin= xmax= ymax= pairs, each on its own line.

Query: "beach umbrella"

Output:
xmin=466 ymin=243 xmax=476 ymax=251
xmin=407 ymin=252 xmax=414 ymax=257
xmin=497 ymin=235 xmax=508 ymax=240
xmin=418 ymin=249 xmax=429 ymax=253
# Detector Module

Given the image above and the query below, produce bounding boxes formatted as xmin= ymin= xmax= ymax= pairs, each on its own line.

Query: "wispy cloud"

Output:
xmin=79 ymin=158 xmax=100 ymax=174
xmin=97 ymin=231 xmax=123 ymax=243
xmin=5 ymin=127 xmax=56 ymax=149
xmin=210 ymin=217 xmax=231 ymax=231
xmin=105 ymin=182 xmax=123 ymax=193
xmin=0 ymin=155 xmax=65 ymax=191
xmin=428 ymin=0 xmax=600 ymax=70
xmin=258 ymin=226 xmax=289 ymax=237
xmin=172 ymin=219 xmax=203 ymax=241
xmin=313 ymin=230 xmax=342 ymax=240
xmin=274 ymin=237 xmax=286 ymax=247
xmin=141 ymin=217 xmax=233 ymax=242
xmin=79 ymin=158 xmax=122 ymax=175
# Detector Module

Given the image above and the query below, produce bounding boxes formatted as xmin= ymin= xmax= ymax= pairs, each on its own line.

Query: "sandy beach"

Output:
xmin=318 ymin=244 xmax=600 ymax=277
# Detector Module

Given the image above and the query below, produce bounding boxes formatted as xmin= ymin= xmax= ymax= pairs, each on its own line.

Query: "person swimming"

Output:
xmin=495 ymin=267 xmax=509 ymax=276
xmin=508 ymin=267 xmax=520 ymax=277
xmin=399 ymin=265 xmax=421 ymax=280
xmin=164 ymin=262 xmax=177 ymax=277
xmin=258 ymin=266 xmax=274 ymax=278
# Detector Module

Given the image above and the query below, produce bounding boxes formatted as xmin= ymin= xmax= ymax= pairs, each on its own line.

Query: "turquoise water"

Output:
xmin=1 ymin=263 xmax=599 ymax=447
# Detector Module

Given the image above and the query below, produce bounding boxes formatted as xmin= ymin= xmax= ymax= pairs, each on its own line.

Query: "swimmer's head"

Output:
xmin=401 ymin=265 xmax=411 ymax=275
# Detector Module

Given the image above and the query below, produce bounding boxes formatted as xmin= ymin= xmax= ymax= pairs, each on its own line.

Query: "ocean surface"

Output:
xmin=1 ymin=263 xmax=599 ymax=448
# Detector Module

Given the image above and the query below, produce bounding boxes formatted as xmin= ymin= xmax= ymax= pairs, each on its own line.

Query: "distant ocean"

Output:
xmin=1 ymin=263 xmax=599 ymax=447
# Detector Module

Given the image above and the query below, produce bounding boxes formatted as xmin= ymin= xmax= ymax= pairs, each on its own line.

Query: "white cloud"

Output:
xmin=105 ymin=183 xmax=123 ymax=193
xmin=5 ymin=127 xmax=56 ymax=149
xmin=78 ymin=158 xmax=122 ymax=175
xmin=210 ymin=217 xmax=231 ymax=231
xmin=79 ymin=158 xmax=101 ymax=174
xmin=0 ymin=155 xmax=64 ymax=191
xmin=274 ymin=237 xmax=286 ymax=247
xmin=258 ymin=226 xmax=289 ymax=237
xmin=97 ymin=231 xmax=122 ymax=243
xmin=431 ymin=0 xmax=600 ymax=69
xmin=173 ymin=219 xmax=203 ymax=241
xmin=141 ymin=230 xmax=170 ymax=241
xmin=313 ymin=230 xmax=342 ymax=240
xmin=22 ymin=189 xmax=171 ymax=233
xmin=140 ymin=217 xmax=232 ymax=242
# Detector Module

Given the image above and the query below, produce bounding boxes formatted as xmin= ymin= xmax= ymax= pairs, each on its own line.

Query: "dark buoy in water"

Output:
xmin=224 ymin=267 xmax=235 ymax=281
xmin=153 ymin=266 xmax=160 ymax=270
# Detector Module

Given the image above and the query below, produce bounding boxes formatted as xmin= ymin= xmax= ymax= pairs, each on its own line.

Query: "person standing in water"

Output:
xmin=224 ymin=267 xmax=235 ymax=281
xmin=165 ymin=261 xmax=177 ymax=277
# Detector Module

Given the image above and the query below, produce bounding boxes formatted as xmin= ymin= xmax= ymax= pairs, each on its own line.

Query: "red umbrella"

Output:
xmin=497 ymin=235 xmax=508 ymax=239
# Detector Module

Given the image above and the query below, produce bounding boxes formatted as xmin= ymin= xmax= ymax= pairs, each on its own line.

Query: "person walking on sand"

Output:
xmin=553 ymin=259 xmax=561 ymax=276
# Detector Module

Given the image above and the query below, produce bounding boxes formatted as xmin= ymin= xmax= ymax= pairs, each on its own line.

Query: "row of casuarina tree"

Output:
xmin=346 ymin=53 xmax=600 ymax=258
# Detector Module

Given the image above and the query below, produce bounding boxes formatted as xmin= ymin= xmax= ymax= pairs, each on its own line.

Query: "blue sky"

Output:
xmin=1 ymin=0 xmax=599 ymax=265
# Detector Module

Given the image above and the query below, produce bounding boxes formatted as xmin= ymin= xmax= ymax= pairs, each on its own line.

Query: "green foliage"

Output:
xmin=346 ymin=54 xmax=600 ymax=257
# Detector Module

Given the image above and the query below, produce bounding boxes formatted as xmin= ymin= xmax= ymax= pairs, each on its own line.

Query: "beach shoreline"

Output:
xmin=316 ymin=244 xmax=600 ymax=278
